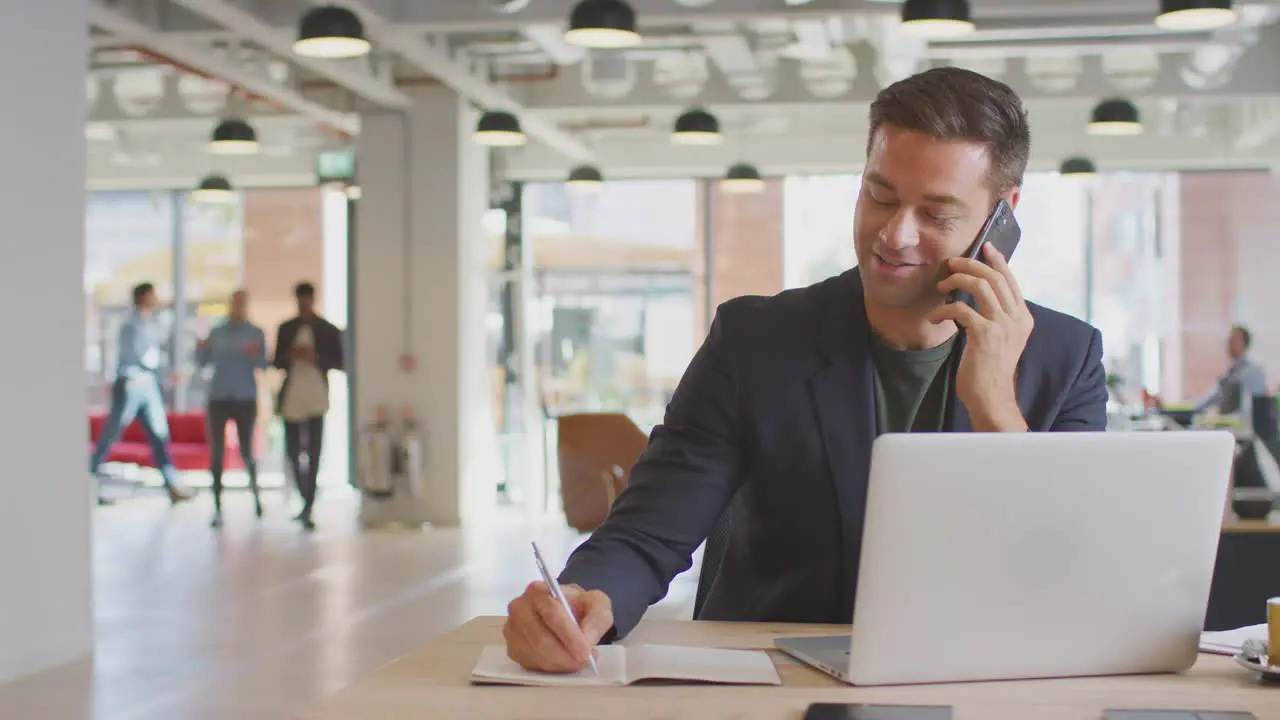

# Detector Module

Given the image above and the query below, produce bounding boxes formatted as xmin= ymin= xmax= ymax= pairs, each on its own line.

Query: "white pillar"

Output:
xmin=355 ymin=86 xmax=494 ymax=527
xmin=0 ymin=0 xmax=93 ymax=683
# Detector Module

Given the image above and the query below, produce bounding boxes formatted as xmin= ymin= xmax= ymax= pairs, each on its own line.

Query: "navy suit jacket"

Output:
xmin=559 ymin=268 xmax=1109 ymax=640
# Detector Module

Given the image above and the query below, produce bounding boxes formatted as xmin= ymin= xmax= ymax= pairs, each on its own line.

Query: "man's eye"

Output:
xmin=925 ymin=212 xmax=957 ymax=228
xmin=869 ymin=193 xmax=896 ymax=207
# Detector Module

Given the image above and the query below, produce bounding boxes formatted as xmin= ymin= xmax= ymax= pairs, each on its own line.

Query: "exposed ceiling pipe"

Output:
xmin=521 ymin=24 xmax=586 ymax=65
xmin=88 ymin=2 xmax=359 ymax=135
xmin=558 ymin=116 xmax=653 ymax=132
xmin=1182 ymin=42 xmax=1246 ymax=89
xmin=124 ymin=46 xmax=353 ymax=141
xmin=167 ymin=0 xmax=410 ymax=109
xmin=1234 ymin=97 xmax=1280 ymax=150
xmin=929 ymin=36 xmax=1216 ymax=59
xmin=309 ymin=0 xmax=594 ymax=162
xmin=692 ymin=20 xmax=777 ymax=100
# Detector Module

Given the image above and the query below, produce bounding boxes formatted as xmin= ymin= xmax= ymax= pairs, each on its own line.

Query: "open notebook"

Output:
xmin=471 ymin=644 xmax=782 ymax=687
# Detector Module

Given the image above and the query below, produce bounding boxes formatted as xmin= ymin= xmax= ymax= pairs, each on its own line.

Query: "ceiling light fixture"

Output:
xmin=1059 ymin=156 xmax=1098 ymax=177
xmin=1087 ymin=99 xmax=1143 ymax=135
xmin=191 ymin=174 xmax=236 ymax=203
xmin=672 ymin=108 xmax=722 ymax=145
xmin=1156 ymin=0 xmax=1237 ymax=31
xmin=565 ymin=0 xmax=642 ymax=48
xmin=566 ymin=165 xmax=605 ymax=192
xmin=721 ymin=163 xmax=765 ymax=194
xmin=209 ymin=118 xmax=259 ymax=155
xmin=474 ymin=110 xmax=527 ymax=146
xmin=294 ymin=5 xmax=371 ymax=59
xmin=900 ymin=0 xmax=976 ymax=39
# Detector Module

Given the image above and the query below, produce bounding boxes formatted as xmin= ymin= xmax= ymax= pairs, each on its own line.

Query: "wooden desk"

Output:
xmin=1224 ymin=512 xmax=1280 ymax=533
xmin=297 ymin=617 xmax=1276 ymax=720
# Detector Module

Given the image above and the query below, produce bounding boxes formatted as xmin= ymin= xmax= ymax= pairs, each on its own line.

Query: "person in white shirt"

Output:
xmin=272 ymin=282 xmax=344 ymax=531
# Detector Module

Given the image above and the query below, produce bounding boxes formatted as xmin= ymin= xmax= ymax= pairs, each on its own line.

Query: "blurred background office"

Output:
xmin=6 ymin=1 xmax=1280 ymax=718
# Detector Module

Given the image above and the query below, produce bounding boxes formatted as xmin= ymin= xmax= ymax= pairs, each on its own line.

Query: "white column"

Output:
xmin=355 ymin=86 xmax=494 ymax=527
xmin=0 ymin=0 xmax=93 ymax=683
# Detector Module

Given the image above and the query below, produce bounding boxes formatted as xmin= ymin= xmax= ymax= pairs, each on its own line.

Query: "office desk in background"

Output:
xmin=296 ymin=617 xmax=1274 ymax=720
xmin=1207 ymin=512 xmax=1280 ymax=631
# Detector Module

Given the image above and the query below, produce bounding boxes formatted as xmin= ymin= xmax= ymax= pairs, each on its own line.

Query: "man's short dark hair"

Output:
xmin=868 ymin=66 xmax=1031 ymax=196
xmin=132 ymin=282 xmax=155 ymax=306
xmin=1233 ymin=324 xmax=1252 ymax=349
xmin=295 ymin=282 xmax=316 ymax=298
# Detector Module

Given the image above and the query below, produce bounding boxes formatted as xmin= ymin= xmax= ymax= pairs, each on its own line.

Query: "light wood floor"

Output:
xmin=0 ymin=491 xmax=700 ymax=720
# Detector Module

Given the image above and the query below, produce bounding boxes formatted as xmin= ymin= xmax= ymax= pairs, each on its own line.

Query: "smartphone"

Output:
xmin=803 ymin=704 xmax=952 ymax=720
xmin=1100 ymin=707 xmax=1259 ymax=712
xmin=947 ymin=197 xmax=1021 ymax=307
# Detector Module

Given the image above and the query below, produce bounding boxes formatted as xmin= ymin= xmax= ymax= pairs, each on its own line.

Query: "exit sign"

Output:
xmin=315 ymin=150 xmax=356 ymax=183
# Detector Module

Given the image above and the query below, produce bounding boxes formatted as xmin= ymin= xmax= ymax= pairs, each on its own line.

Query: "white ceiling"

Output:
xmin=85 ymin=0 xmax=1280 ymax=190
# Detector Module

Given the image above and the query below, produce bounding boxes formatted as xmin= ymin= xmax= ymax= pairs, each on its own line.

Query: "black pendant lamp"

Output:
xmin=1156 ymin=0 xmax=1236 ymax=30
xmin=1088 ymin=99 xmax=1143 ymax=136
xmin=565 ymin=0 xmax=642 ymax=48
xmin=294 ymin=5 xmax=371 ymax=58
xmin=474 ymin=110 xmax=526 ymax=146
xmin=1059 ymin=156 xmax=1097 ymax=177
xmin=209 ymin=118 xmax=259 ymax=155
xmin=567 ymin=165 xmax=604 ymax=191
xmin=901 ymin=0 xmax=975 ymax=39
xmin=721 ymin=163 xmax=765 ymax=194
xmin=672 ymin=108 xmax=721 ymax=145
xmin=192 ymin=174 xmax=235 ymax=203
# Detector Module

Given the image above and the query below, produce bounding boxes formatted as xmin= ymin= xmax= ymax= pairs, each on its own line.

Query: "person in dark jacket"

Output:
xmin=501 ymin=67 xmax=1109 ymax=674
xmin=272 ymin=282 xmax=344 ymax=531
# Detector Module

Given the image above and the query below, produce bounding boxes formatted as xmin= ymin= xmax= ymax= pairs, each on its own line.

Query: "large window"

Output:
xmin=85 ymin=191 xmax=177 ymax=411
xmin=84 ymin=186 xmax=350 ymax=489
xmin=523 ymin=179 xmax=700 ymax=428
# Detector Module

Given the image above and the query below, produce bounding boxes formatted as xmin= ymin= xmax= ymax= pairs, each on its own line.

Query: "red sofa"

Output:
xmin=88 ymin=411 xmax=243 ymax=471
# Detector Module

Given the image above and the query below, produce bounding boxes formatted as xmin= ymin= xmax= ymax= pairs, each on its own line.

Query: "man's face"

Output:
xmin=854 ymin=124 xmax=1018 ymax=310
xmin=137 ymin=289 xmax=157 ymax=311
xmin=230 ymin=291 xmax=248 ymax=319
xmin=297 ymin=293 xmax=315 ymax=315
xmin=1228 ymin=329 xmax=1246 ymax=359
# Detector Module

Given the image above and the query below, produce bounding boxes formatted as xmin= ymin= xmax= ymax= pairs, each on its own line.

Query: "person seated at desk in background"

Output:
xmin=1195 ymin=325 xmax=1266 ymax=417
xmin=502 ymin=67 xmax=1109 ymax=674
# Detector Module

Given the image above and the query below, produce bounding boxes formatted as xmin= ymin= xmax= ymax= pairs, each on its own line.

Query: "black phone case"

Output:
xmin=947 ymin=198 xmax=1021 ymax=308
xmin=803 ymin=704 xmax=953 ymax=720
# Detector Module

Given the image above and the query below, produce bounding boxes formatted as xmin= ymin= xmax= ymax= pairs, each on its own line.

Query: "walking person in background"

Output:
xmin=273 ymin=282 xmax=344 ymax=531
xmin=90 ymin=282 xmax=196 ymax=506
xmin=197 ymin=289 xmax=267 ymax=528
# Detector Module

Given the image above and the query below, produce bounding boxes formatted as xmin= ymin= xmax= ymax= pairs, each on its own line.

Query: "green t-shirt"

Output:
xmin=870 ymin=334 xmax=958 ymax=434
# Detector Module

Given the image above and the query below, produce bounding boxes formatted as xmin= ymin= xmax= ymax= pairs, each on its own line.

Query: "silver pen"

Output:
xmin=531 ymin=541 xmax=600 ymax=676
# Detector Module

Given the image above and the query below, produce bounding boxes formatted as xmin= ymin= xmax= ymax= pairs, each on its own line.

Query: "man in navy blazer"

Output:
xmin=503 ymin=67 xmax=1108 ymax=673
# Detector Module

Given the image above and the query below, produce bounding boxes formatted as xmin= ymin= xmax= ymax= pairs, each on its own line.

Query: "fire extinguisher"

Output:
xmin=357 ymin=406 xmax=395 ymax=499
xmin=395 ymin=405 xmax=425 ymax=499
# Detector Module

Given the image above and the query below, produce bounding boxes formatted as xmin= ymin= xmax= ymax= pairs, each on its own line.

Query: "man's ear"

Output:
xmin=1005 ymin=186 xmax=1022 ymax=212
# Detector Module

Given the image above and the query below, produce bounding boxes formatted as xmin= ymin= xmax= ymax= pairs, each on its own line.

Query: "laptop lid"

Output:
xmin=847 ymin=431 xmax=1234 ymax=686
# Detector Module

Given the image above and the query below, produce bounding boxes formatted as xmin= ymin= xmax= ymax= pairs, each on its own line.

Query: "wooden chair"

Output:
xmin=555 ymin=413 xmax=648 ymax=533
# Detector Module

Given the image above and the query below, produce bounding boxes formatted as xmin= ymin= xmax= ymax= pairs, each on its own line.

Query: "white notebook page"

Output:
xmin=627 ymin=645 xmax=781 ymax=685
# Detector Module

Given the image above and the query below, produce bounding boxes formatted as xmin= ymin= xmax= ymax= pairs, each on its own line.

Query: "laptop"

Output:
xmin=775 ymin=430 xmax=1235 ymax=686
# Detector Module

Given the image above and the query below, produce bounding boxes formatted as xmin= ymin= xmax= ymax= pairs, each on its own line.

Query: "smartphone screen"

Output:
xmin=803 ymin=704 xmax=952 ymax=720
xmin=948 ymin=198 xmax=1021 ymax=307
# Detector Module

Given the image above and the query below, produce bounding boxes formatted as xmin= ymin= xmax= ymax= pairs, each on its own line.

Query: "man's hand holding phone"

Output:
xmin=503 ymin=581 xmax=614 ymax=673
xmin=930 ymin=242 xmax=1033 ymax=432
